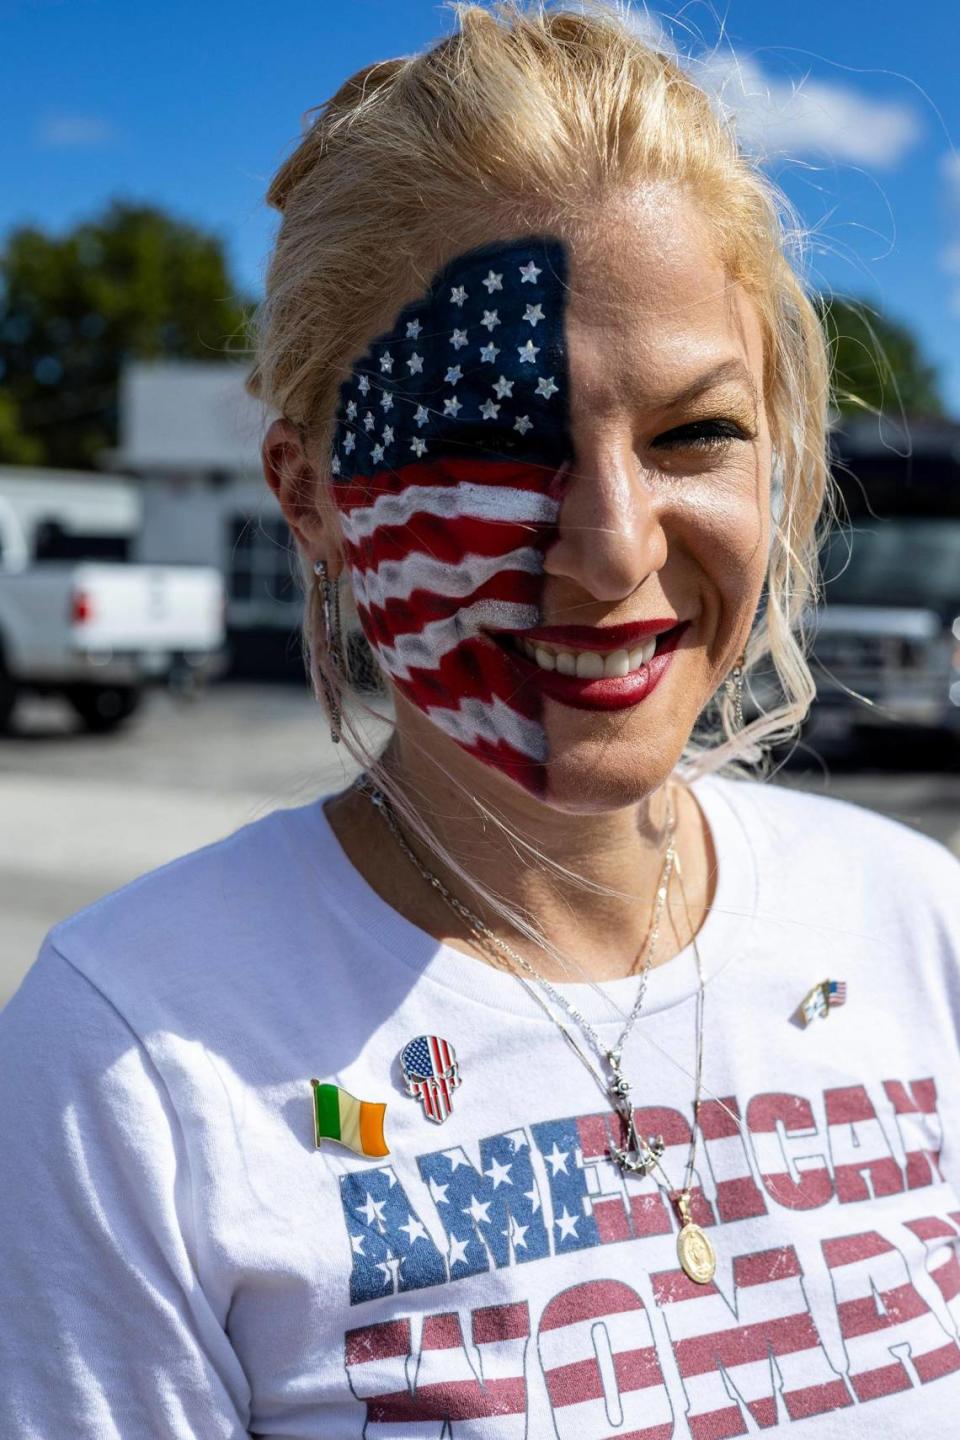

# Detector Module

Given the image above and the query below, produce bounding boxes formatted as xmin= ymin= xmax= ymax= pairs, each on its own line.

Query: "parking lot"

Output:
xmin=1 ymin=682 xmax=958 ymax=1008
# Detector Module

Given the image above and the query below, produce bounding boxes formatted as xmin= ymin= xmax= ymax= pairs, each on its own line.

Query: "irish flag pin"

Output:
xmin=310 ymin=1079 xmax=390 ymax=1158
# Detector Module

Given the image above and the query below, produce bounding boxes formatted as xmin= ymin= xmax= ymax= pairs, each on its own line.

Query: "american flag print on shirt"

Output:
xmin=399 ymin=1034 xmax=461 ymax=1125
xmin=329 ymin=237 xmax=574 ymax=795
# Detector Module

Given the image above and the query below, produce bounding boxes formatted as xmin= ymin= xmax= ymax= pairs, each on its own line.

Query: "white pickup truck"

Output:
xmin=0 ymin=468 xmax=227 ymax=732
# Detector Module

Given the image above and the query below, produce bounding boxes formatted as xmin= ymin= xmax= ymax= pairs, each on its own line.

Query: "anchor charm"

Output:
xmin=606 ymin=1052 xmax=665 ymax=1176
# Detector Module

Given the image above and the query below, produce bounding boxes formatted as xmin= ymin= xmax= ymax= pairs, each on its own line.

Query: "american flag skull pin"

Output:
xmin=399 ymin=1035 xmax=461 ymax=1124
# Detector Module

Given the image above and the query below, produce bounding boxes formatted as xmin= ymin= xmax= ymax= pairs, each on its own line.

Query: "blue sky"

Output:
xmin=4 ymin=0 xmax=959 ymax=411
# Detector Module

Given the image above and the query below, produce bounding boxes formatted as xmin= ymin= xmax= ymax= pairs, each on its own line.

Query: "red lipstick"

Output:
xmin=516 ymin=619 xmax=679 ymax=651
xmin=498 ymin=620 xmax=691 ymax=712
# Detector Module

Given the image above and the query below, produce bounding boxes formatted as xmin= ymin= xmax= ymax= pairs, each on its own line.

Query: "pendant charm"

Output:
xmin=606 ymin=1052 xmax=665 ymax=1175
xmin=675 ymin=1190 xmax=716 ymax=1285
xmin=399 ymin=1035 xmax=461 ymax=1124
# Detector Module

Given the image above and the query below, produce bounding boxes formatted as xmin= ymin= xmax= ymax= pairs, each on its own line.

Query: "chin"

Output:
xmin=535 ymin=738 xmax=688 ymax=814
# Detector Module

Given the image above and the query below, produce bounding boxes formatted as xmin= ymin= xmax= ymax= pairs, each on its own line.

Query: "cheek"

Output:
xmin=675 ymin=462 xmax=770 ymax=596
xmin=334 ymin=461 xmax=563 ymax=794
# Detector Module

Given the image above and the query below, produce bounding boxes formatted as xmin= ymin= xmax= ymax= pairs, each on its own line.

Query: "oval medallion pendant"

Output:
xmin=677 ymin=1221 xmax=716 ymax=1285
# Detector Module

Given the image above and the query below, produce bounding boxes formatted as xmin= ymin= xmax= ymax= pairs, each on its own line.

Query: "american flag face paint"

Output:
xmin=330 ymin=238 xmax=573 ymax=794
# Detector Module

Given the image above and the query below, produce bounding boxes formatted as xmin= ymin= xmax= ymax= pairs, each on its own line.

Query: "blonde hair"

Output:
xmin=245 ymin=0 xmax=838 ymax=960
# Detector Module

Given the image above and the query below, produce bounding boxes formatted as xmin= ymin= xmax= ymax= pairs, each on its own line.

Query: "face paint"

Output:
xmin=330 ymin=237 xmax=573 ymax=794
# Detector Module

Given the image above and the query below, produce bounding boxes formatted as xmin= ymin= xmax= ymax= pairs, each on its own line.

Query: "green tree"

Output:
xmin=817 ymin=296 xmax=945 ymax=419
xmin=0 ymin=200 xmax=256 ymax=469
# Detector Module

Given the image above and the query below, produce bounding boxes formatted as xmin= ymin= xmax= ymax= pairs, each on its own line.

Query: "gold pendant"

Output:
xmin=675 ymin=1191 xmax=716 ymax=1285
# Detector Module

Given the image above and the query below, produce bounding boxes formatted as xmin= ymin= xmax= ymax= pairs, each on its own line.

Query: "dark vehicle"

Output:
xmin=808 ymin=419 xmax=960 ymax=742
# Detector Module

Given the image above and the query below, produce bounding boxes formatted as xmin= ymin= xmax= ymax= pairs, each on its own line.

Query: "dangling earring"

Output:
xmin=724 ymin=651 xmax=747 ymax=732
xmin=313 ymin=559 xmax=343 ymax=744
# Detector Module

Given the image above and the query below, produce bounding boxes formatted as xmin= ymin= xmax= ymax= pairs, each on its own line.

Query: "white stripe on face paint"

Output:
xmin=339 ymin=482 xmax=559 ymax=545
xmin=351 ymin=545 xmax=546 ymax=610
xmin=426 ymin=693 xmax=549 ymax=761
xmin=370 ymin=599 xmax=540 ymax=679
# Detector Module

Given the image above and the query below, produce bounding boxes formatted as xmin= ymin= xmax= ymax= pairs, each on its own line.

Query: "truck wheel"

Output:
xmin=66 ymin=684 xmax=143 ymax=734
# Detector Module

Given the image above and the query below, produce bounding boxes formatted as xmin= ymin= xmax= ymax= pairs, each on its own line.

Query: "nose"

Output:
xmin=542 ymin=431 xmax=668 ymax=602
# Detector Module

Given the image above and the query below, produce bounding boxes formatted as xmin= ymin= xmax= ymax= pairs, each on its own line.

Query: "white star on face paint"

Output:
xmin=379 ymin=352 xmax=393 ymax=372
xmin=480 ymin=309 xmax=501 ymax=331
xmin=479 ymin=399 xmax=500 ymax=420
xmin=410 ymin=437 xmax=428 ymax=457
xmin=357 ymin=375 xmax=370 ymax=395
xmin=342 ymin=432 xmax=356 ymax=453
xmin=371 ymin=443 xmax=384 ymax=463
xmin=363 ymin=411 xmax=375 ymax=431
xmin=450 ymin=285 xmax=468 ymax=307
xmin=383 ymin=425 xmax=394 ymax=444
xmin=517 ymin=339 xmax=540 ymax=363
xmin=445 ymin=364 xmax=463 ymax=384
xmin=405 ymin=318 xmax=422 ymax=338
xmin=346 ymin=400 xmax=358 ymax=419
xmin=523 ymin=303 xmax=544 ymax=327
xmin=492 ymin=375 xmax=514 ymax=399
xmin=443 ymin=396 xmax=463 ymax=416
xmin=535 ymin=375 xmax=559 ymax=398
xmin=482 ymin=269 xmax=503 ymax=293
xmin=407 ymin=352 xmax=424 ymax=374
xmin=480 ymin=342 xmax=500 ymax=363
xmin=450 ymin=329 xmax=468 ymax=350
xmin=330 ymin=453 xmax=341 ymax=475
xmin=519 ymin=260 xmax=542 ymax=283
xmin=514 ymin=414 xmax=533 ymax=434
xmin=414 ymin=404 xmax=429 ymax=428
xmin=380 ymin=391 xmax=393 ymax=411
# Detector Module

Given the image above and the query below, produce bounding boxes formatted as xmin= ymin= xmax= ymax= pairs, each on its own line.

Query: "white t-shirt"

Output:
xmin=2 ymin=773 xmax=960 ymax=1439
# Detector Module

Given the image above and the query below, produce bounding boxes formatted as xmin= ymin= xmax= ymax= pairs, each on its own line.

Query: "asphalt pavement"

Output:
xmin=1 ymin=683 xmax=958 ymax=1009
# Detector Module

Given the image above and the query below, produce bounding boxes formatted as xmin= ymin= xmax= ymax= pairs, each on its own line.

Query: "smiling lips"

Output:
xmin=498 ymin=619 xmax=691 ymax=711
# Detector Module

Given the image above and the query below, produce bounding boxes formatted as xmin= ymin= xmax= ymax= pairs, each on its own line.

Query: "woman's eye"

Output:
xmin=652 ymin=419 xmax=755 ymax=451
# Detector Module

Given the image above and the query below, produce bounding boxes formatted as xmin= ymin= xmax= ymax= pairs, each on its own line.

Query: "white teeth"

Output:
xmin=575 ymin=651 xmax=604 ymax=679
xmin=516 ymin=633 xmax=663 ymax=676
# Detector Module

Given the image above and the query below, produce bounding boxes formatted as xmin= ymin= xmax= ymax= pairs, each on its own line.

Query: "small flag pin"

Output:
xmin=310 ymin=1079 xmax=389 ymax=1158
xmin=399 ymin=1035 xmax=461 ymax=1125
xmin=800 ymin=979 xmax=848 ymax=1027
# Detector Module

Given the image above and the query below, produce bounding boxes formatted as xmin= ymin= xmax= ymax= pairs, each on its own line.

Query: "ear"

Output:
xmin=261 ymin=417 xmax=340 ymax=567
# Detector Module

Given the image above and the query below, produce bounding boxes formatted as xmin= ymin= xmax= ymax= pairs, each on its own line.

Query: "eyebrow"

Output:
xmin=662 ymin=358 xmax=758 ymax=411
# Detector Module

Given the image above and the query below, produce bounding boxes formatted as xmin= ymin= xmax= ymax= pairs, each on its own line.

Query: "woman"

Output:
xmin=2 ymin=5 xmax=959 ymax=1437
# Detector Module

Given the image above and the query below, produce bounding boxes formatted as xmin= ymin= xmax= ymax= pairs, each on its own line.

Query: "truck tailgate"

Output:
xmin=69 ymin=563 xmax=225 ymax=652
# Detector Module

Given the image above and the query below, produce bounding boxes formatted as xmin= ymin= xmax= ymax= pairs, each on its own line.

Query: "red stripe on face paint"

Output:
xmin=335 ymin=454 xmax=566 ymax=514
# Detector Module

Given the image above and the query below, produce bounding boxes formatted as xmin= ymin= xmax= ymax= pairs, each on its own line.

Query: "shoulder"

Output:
xmin=701 ymin=770 xmax=960 ymax=926
xmin=33 ymin=794 xmax=335 ymax=1025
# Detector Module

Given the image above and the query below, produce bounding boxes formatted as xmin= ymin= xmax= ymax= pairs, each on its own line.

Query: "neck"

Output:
xmin=325 ymin=719 xmax=717 ymax=985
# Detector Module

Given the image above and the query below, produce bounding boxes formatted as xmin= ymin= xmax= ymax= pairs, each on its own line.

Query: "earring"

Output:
xmin=313 ymin=559 xmax=344 ymax=744
xmin=724 ymin=651 xmax=747 ymax=731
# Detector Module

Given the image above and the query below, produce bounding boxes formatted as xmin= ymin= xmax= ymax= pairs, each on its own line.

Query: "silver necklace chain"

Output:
xmin=362 ymin=777 xmax=705 ymax=1193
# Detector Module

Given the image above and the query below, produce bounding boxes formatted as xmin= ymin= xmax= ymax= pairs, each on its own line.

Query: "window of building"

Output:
xmin=227 ymin=514 xmax=299 ymax=619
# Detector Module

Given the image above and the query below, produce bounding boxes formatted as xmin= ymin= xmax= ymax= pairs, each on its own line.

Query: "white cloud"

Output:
xmin=696 ymin=51 xmax=922 ymax=170
xmin=611 ymin=6 xmax=923 ymax=170
xmin=940 ymin=152 xmax=960 ymax=317
xmin=35 ymin=114 xmax=115 ymax=149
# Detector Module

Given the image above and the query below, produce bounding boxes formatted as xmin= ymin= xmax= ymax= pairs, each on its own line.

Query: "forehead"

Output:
xmin=560 ymin=187 xmax=764 ymax=411
xmin=328 ymin=196 xmax=762 ymax=484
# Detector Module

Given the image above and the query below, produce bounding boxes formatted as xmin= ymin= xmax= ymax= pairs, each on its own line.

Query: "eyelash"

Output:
xmin=653 ymin=419 xmax=755 ymax=451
